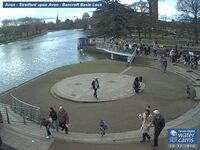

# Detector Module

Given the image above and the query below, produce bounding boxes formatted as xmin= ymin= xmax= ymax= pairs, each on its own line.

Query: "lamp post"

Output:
xmin=147 ymin=0 xmax=152 ymax=39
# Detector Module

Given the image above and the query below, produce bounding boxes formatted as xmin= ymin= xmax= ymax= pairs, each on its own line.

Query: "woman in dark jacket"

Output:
xmin=133 ymin=77 xmax=141 ymax=93
xmin=49 ymin=107 xmax=58 ymax=132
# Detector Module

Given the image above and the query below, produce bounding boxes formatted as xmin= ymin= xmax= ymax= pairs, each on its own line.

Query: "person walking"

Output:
xmin=0 ymin=135 xmax=2 ymax=150
xmin=40 ymin=118 xmax=52 ymax=139
xmin=160 ymin=54 xmax=168 ymax=73
xmin=58 ymin=106 xmax=70 ymax=134
xmin=186 ymin=84 xmax=191 ymax=98
xmin=139 ymin=108 xmax=152 ymax=142
xmin=152 ymin=110 xmax=165 ymax=149
xmin=91 ymin=77 xmax=100 ymax=99
xmin=99 ymin=120 xmax=108 ymax=136
xmin=49 ymin=107 xmax=58 ymax=132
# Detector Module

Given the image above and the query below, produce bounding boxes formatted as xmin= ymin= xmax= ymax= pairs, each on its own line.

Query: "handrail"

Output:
xmin=96 ymin=41 xmax=135 ymax=54
xmin=96 ymin=41 xmax=137 ymax=64
xmin=127 ymin=48 xmax=137 ymax=65
xmin=10 ymin=94 xmax=40 ymax=110
xmin=10 ymin=94 xmax=41 ymax=124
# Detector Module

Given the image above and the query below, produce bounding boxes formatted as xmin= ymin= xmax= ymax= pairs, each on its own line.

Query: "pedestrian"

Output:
xmin=160 ymin=54 xmax=168 ymax=73
xmin=190 ymin=57 xmax=195 ymax=70
xmin=186 ymin=84 xmax=191 ymax=98
xmin=152 ymin=48 xmax=157 ymax=59
xmin=133 ymin=77 xmax=141 ymax=93
xmin=99 ymin=120 xmax=108 ymax=136
xmin=91 ymin=77 xmax=100 ymax=99
xmin=40 ymin=118 xmax=52 ymax=139
xmin=152 ymin=110 xmax=165 ymax=149
xmin=49 ymin=107 xmax=59 ymax=132
xmin=58 ymin=106 xmax=70 ymax=134
xmin=139 ymin=108 xmax=152 ymax=142
xmin=194 ymin=55 xmax=199 ymax=69
xmin=0 ymin=135 xmax=2 ymax=149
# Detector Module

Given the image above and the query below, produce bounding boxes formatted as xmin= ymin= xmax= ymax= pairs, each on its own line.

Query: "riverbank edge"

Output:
xmin=0 ymin=60 xmax=92 ymax=97
xmin=0 ymin=28 xmax=85 ymax=45
xmin=0 ymin=31 xmax=49 ymax=45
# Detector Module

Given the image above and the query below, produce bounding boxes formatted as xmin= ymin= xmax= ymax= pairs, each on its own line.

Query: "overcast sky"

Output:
xmin=0 ymin=0 xmax=178 ymax=23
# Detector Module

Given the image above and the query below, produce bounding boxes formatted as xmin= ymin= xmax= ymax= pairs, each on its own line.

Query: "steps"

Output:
xmin=0 ymin=102 xmax=26 ymax=124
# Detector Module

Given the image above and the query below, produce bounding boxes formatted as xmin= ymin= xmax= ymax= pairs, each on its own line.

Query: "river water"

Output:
xmin=0 ymin=29 xmax=97 ymax=94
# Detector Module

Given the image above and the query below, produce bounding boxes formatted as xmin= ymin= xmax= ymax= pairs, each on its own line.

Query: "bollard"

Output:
xmin=5 ymin=107 xmax=10 ymax=124
xmin=23 ymin=109 xmax=26 ymax=125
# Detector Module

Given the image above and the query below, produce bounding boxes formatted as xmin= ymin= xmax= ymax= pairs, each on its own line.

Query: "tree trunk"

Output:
xmin=194 ymin=13 xmax=198 ymax=44
xmin=138 ymin=29 xmax=141 ymax=38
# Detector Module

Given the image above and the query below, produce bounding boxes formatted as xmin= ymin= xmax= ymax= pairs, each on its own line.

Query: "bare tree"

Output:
xmin=177 ymin=0 xmax=200 ymax=43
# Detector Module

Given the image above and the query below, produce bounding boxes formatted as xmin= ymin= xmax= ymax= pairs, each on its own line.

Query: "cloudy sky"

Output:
xmin=0 ymin=0 xmax=178 ymax=23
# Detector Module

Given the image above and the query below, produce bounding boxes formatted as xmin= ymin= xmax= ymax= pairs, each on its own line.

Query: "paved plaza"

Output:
xmin=0 ymin=56 xmax=199 ymax=150
xmin=51 ymin=73 xmax=145 ymax=102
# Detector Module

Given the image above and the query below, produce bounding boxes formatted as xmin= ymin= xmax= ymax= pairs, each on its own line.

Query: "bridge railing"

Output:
xmin=96 ymin=42 xmax=135 ymax=54
xmin=10 ymin=94 xmax=41 ymax=124
xmin=127 ymin=48 xmax=137 ymax=65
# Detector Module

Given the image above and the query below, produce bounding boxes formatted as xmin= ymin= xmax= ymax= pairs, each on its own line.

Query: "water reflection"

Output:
xmin=0 ymin=29 xmax=96 ymax=93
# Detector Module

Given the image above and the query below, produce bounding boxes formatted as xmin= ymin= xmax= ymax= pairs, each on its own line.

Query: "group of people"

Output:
xmin=40 ymin=105 xmax=109 ymax=138
xmin=136 ymin=44 xmax=151 ymax=56
xmin=40 ymin=106 xmax=69 ymax=139
xmin=169 ymin=49 xmax=199 ymax=70
xmin=139 ymin=106 xmax=165 ymax=149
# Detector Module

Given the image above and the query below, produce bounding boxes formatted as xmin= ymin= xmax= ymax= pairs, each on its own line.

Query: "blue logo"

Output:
xmin=168 ymin=128 xmax=198 ymax=149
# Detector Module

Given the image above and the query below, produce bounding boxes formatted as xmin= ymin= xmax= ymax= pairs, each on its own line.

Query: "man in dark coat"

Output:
xmin=91 ymin=77 xmax=99 ymax=99
xmin=152 ymin=110 xmax=165 ymax=149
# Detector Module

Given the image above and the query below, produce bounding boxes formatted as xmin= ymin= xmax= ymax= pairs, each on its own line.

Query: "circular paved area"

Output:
xmin=51 ymin=73 xmax=145 ymax=102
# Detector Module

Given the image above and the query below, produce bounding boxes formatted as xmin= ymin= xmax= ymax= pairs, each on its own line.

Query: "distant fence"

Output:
xmin=96 ymin=41 xmax=137 ymax=65
xmin=10 ymin=94 xmax=41 ymax=124
xmin=96 ymin=42 xmax=135 ymax=54
xmin=127 ymin=48 xmax=137 ymax=65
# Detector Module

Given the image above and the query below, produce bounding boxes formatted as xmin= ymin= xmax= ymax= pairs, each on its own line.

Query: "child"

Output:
xmin=40 ymin=118 xmax=52 ymax=139
xmin=186 ymin=84 xmax=191 ymax=98
xmin=99 ymin=120 xmax=108 ymax=136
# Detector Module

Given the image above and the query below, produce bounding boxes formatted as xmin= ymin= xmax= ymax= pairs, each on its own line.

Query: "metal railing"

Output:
xmin=0 ymin=103 xmax=26 ymax=124
xmin=96 ymin=42 xmax=135 ymax=54
xmin=96 ymin=41 xmax=137 ymax=64
xmin=127 ymin=48 xmax=137 ymax=65
xmin=10 ymin=94 xmax=41 ymax=124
